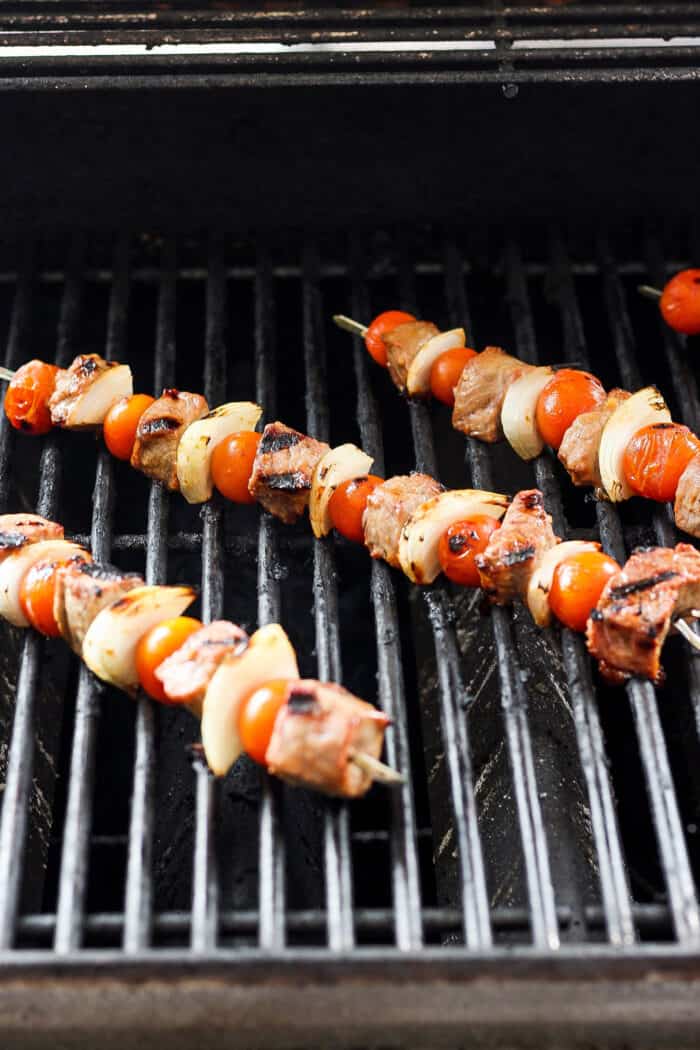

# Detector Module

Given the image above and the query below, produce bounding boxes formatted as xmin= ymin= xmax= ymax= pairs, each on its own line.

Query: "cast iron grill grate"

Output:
xmin=0 ymin=225 xmax=698 ymax=965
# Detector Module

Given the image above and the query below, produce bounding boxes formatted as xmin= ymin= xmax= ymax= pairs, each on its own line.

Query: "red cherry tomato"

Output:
xmin=4 ymin=360 xmax=59 ymax=435
xmin=238 ymin=678 xmax=293 ymax=765
xmin=104 ymin=393 xmax=155 ymax=461
xmin=437 ymin=516 xmax=501 ymax=587
xmin=622 ymin=422 xmax=700 ymax=503
xmin=364 ymin=310 xmax=416 ymax=367
xmin=535 ymin=369 xmax=606 ymax=450
xmin=19 ymin=555 xmax=87 ymax=637
xmin=549 ymin=551 xmax=620 ymax=633
xmin=211 ymin=431 xmax=261 ymax=504
xmin=430 ymin=346 xmax=477 ymax=406
xmin=328 ymin=475 xmax=384 ymax=544
xmin=659 ymin=269 xmax=700 ymax=335
xmin=135 ymin=617 xmax=203 ymax=702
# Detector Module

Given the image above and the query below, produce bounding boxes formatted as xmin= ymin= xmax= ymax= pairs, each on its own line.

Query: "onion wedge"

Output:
xmin=0 ymin=540 xmax=89 ymax=627
xmin=526 ymin=540 xmax=600 ymax=628
xmin=82 ymin=585 xmax=195 ymax=693
xmin=598 ymin=386 xmax=671 ymax=502
xmin=201 ymin=623 xmax=299 ymax=777
xmin=176 ymin=401 xmax=263 ymax=504
xmin=398 ymin=489 xmax=509 ymax=585
xmin=406 ymin=328 xmax=466 ymax=398
xmin=59 ymin=364 xmax=133 ymax=429
xmin=309 ymin=443 xmax=374 ymax=539
xmin=501 ymin=366 xmax=553 ymax=460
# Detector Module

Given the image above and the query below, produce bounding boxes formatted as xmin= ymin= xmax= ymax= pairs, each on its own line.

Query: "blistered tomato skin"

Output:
xmin=211 ymin=431 xmax=261 ymax=504
xmin=329 ymin=475 xmax=384 ymax=544
xmin=104 ymin=394 xmax=155 ymax=461
xmin=4 ymin=360 xmax=59 ymax=436
xmin=622 ymin=422 xmax=700 ymax=503
xmin=659 ymin=269 xmax=700 ymax=335
xmin=238 ymin=679 xmax=293 ymax=766
xmin=430 ymin=346 xmax=478 ymax=407
xmin=437 ymin=516 xmax=501 ymax=588
xmin=549 ymin=551 xmax=620 ymax=634
xmin=364 ymin=310 xmax=416 ymax=367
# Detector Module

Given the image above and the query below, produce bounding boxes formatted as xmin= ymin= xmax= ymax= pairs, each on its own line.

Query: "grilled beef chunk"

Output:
xmin=476 ymin=489 xmax=558 ymax=604
xmin=155 ymin=620 xmax=249 ymax=710
xmin=363 ymin=473 xmax=443 ymax=569
xmin=48 ymin=353 xmax=128 ymax=429
xmin=0 ymin=514 xmax=63 ymax=563
xmin=265 ymin=680 xmax=390 ymax=798
xmin=248 ymin=421 xmax=329 ymax=524
xmin=452 ymin=346 xmax=535 ymax=443
xmin=558 ymin=388 xmax=630 ymax=491
xmin=130 ymin=389 xmax=209 ymax=491
xmin=383 ymin=320 xmax=440 ymax=393
xmin=675 ymin=455 xmax=700 ymax=539
xmin=587 ymin=543 xmax=700 ymax=682
xmin=54 ymin=561 xmax=143 ymax=654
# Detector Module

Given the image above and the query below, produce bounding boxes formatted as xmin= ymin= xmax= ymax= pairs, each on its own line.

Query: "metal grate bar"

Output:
xmin=254 ymin=245 xmax=286 ymax=951
xmin=191 ymin=233 xmax=226 ymax=953
xmin=303 ymin=242 xmax=354 ymax=951
xmin=550 ymin=232 xmax=700 ymax=945
xmin=0 ymin=237 xmax=84 ymax=949
xmin=348 ymin=239 xmax=424 ymax=951
xmin=123 ymin=239 xmax=176 ymax=953
xmin=54 ymin=235 xmax=129 ymax=953
xmin=0 ymin=243 xmax=33 ymax=510
xmin=503 ymin=237 xmax=635 ymax=947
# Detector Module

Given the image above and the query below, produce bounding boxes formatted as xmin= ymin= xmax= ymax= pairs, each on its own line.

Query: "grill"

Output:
xmin=1 ymin=5 xmax=700 ymax=1049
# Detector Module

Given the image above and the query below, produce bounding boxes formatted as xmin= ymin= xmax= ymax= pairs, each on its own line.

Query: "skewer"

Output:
xmin=0 ymin=367 xmax=16 ymax=382
xmin=637 ymin=284 xmax=663 ymax=301
xmin=333 ymin=314 xmax=368 ymax=338
xmin=675 ymin=615 xmax=700 ymax=653
xmin=349 ymin=749 xmax=405 ymax=785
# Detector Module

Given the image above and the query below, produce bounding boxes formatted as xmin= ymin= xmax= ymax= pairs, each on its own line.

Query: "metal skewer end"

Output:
xmin=0 ymin=367 xmax=16 ymax=382
xmin=675 ymin=616 xmax=700 ymax=653
xmin=637 ymin=284 xmax=663 ymax=301
xmin=333 ymin=314 xmax=368 ymax=338
xmin=349 ymin=750 xmax=405 ymax=785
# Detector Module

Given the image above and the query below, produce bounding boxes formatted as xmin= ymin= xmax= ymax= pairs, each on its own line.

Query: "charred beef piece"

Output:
xmin=248 ymin=422 xmax=329 ymax=524
xmin=265 ymin=680 xmax=390 ymax=798
xmin=587 ymin=543 xmax=700 ymax=682
xmin=363 ymin=473 xmax=443 ymax=569
xmin=130 ymin=389 xmax=209 ymax=491
xmin=155 ymin=620 xmax=249 ymax=711
xmin=48 ymin=353 xmax=129 ymax=429
xmin=54 ymin=561 xmax=143 ymax=654
xmin=476 ymin=489 xmax=559 ymax=604
xmin=452 ymin=346 xmax=535 ymax=443
xmin=558 ymin=389 xmax=630 ymax=491
xmin=0 ymin=514 xmax=63 ymax=563
xmin=675 ymin=455 xmax=700 ymax=540
xmin=383 ymin=321 xmax=439 ymax=393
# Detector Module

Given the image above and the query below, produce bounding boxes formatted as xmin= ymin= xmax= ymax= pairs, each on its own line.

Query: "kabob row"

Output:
xmin=333 ymin=271 xmax=700 ymax=542
xmin=1 ymin=350 xmax=698 ymax=683
xmin=0 ymin=512 xmax=401 ymax=799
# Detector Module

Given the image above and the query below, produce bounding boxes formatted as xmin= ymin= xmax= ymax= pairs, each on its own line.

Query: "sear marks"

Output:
xmin=363 ymin=473 xmax=443 ymax=569
xmin=558 ymin=388 xmax=630 ymax=492
xmin=384 ymin=321 xmax=439 ymax=393
xmin=248 ymin=421 xmax=329 ymax=524
xmin=476 ymin=488 xmax=559 ymax=604
xmin=0 ymin=514 xmax=63 ymax=563
xmin=131 ymin=389 xmax=209 ymax=491
xmin=452 ymin=346 xmax=535 ymax=443
xmin=155 ymin=620 xmax=249 ymax=710
xmin=54 ymin=560 xmax=143 ymax=654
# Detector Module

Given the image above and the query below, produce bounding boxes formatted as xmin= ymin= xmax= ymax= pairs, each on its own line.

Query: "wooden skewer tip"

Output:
xmin=637 ymin=284 xmax=663 ymax=301
xmin=0 ymin=367 xmax=16 ymax=382
xmin=676 ymin=617 xmax=700 ymax=653
xmin=333 ymin=314 xmax=369 ymax=337
xmin=349 ymin=750 xmax=405 ymax=785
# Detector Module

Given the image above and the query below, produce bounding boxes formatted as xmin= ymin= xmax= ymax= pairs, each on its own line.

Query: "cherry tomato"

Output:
xmin=328 ymin=474 xmax=384 ymax=544
xmin=4 ymin=360 xmax=59 ymax=436
xmin=535 ymin=369 xmax=606 ymax=450
xmin=549 ymin=551 xmax=620 ymax=633
xmin=19 ymin=555 xmax=88 ymax=637
xmin=211 ymin=431 xmax=261 ymax=504
xmin=659 ymin=269 xmax=700 ymax=335
xmin=365 ymin=310 xmax=416 ymax=367
xmin=437 ymin=516 xmax=501 ymax=587
xmin=238 ymin=679 xmax=293 ymax=766
xmin=430 ymin=346 xmax=477 ymax=406
xmin=104 ymin=393 xmax=155 ymax=461
xmin=622 ymin=422 xmax=700 ymax=503
xmin=135 ymin=616 xmax=203 ymax=702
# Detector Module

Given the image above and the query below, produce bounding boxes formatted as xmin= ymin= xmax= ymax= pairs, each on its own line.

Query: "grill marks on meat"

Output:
xmin=130 ymin=389 xmax=208 ymax=491
xmin=452 ymin=347 xmax=535 ymax=443
xmin=53 ymin=561 xmax=143 ymax=654
xmin=476 ymin=489 xmax=558 ymax=604
xmin=383 ymin=321 xmax=439 ymax=393
xmin=48 ymin=354 xmax=123 ymax=428
xmin=265 ymin=679 xmax=390 ymax=798
xmin=558 ymin=388 xmax=630 ymax=491
xmin=675 ymin=455 xmax=700 ymax=539
xmin=587 ymin=543 xmax=700 ymax=682
xmin=0 ymin=514 xmax=63 ymax=562
xmin=363 ymin=473 xmax=443 ymax=569
xmin=155 ymin=620 xmax=249 ymax=710
xmin=248 ymin=422 xmax=329 ymax=524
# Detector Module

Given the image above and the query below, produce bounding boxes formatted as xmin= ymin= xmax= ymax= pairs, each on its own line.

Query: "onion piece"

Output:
xmin=60 ymin=365 xmax=133 ymax=429
xmin=406 ymin=328 xmax=466 ymax=398
xmin=598 ymin=386 xmax=671 ymax=502
xmin=309 ymin=443 xmax=374 ymax=539
xmin=201 ymin=623 xmax=299 ymax=777
xmin=398 ymin=489 xmax=509 ymax=585
xmin=176 ymin=401 xmax=263 ymax=504
xmin=501 ymin=366 xmax=553 ymax=460
xmin=0 ymin=540 xmax=90 ymax=627
xmin=82 ymin=585 xmax=195 ymax=693
xmin=526 ymin=540 xmax=600 ymax=628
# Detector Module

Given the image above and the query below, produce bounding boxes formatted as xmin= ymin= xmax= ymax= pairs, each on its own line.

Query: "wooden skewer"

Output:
xmin=676 ymin=615 xmax=700 ymax=653
xmin=0 ymin=367 xmax=16 ymax=382
xmin=638 ymin=284 xmax=663 ymax=301
xmin=333 ymin=314 xmax=368 ymax=338
xmin=349 ymin=749 xmax=405 ymax=785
